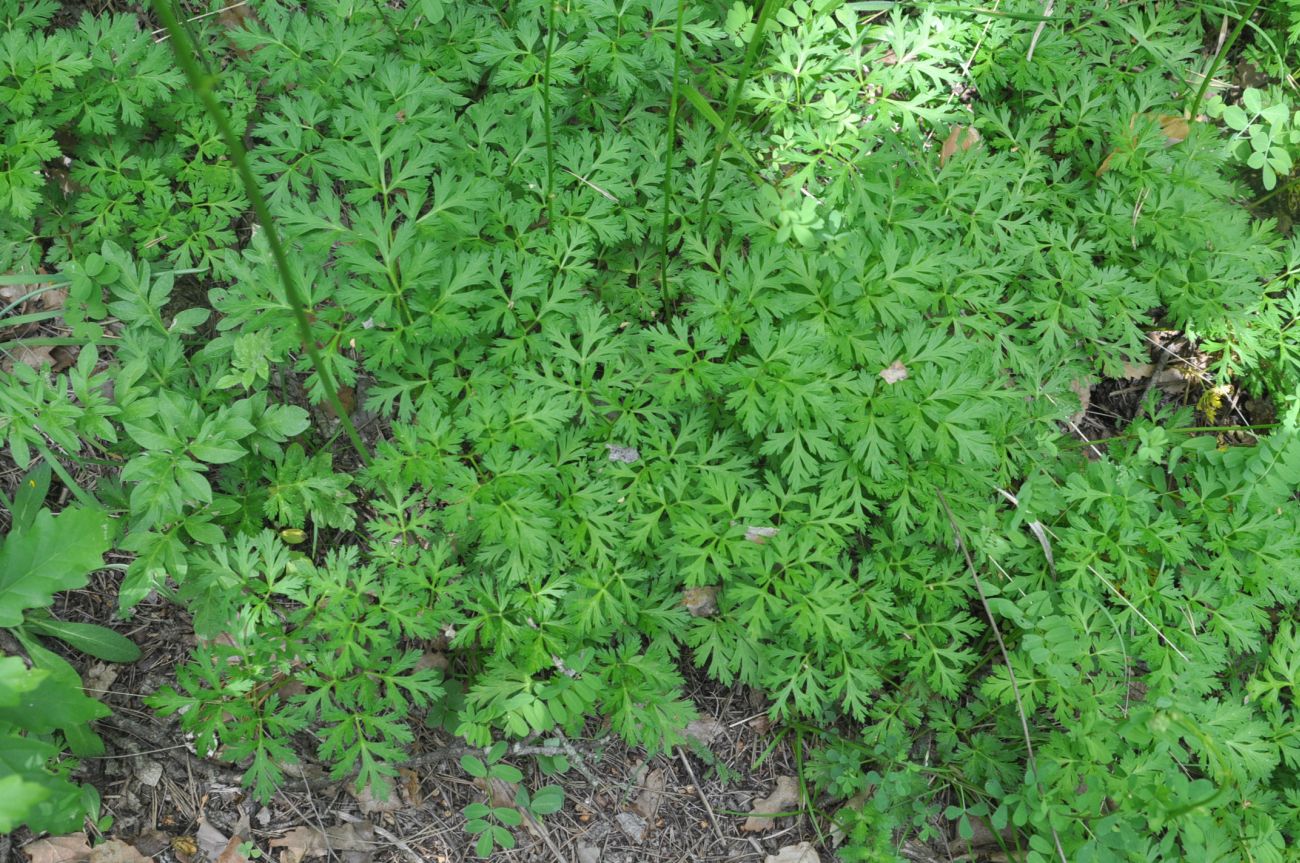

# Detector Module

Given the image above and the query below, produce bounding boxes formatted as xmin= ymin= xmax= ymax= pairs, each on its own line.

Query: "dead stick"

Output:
xmin=676 ymin=747 xmax=726 ymax=844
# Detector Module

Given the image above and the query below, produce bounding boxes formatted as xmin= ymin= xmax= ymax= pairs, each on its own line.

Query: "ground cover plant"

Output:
xmin=3 ymin=0 xmax=1300 ymax=859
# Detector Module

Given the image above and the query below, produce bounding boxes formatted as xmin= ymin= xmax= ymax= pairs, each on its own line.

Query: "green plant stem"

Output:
xmin=31 ymin=441 xmax=97 ymax=508
xmin=150 ymin=0 xmax=372 ymax=467
xmin=543 ymin=1 xmax=557 ymax=230
xmin=0 ymin=337 xmax=101 ymax=351
xmin=697 ymin=0 xmax=783 ymax=225
xmin=658 ymin=0 xmax=686 ymax=299
xmin=936 ymin=489 xmax=1069 ymax=863
xmin=1064 ymin=422 xmax=1281 ymax=448
xmin=0 ymin=310 xmax=62 ymax=330
xmin=1250 ymin=174 xmax=1300 ymax=209
xmin=1189 ymin=0 xmax=1263 ymax=118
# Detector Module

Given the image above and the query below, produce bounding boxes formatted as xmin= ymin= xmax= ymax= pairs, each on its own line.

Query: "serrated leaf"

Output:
xmin=260 ymin=405 xmax=311 ymax=440
xmin=0 ymin=509 xmax=111 ymax=628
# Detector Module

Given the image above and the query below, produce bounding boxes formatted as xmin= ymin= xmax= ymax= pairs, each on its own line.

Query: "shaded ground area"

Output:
xmin=13 ymin=592 xmax=827 ymax=863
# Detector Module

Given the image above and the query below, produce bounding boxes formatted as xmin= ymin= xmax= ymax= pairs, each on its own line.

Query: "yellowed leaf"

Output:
xmin=170 ymin=835 xmax=200 ymax=863
xmin=1156 ymin=114 xmax=1190 ymax=143
xmin=742 ymin=775 xmax=801 ymax=832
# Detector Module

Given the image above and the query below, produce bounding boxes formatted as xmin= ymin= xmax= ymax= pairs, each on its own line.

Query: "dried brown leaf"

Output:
xmin=1121 ymin=361 xmax=1153 ymax=379
xmin=49 ymin=344 xmax=79 ymax=373
xmin=416 ymin=651 xmax=448 ymax=672
xmin=939 ymin=125 xmax=981 ymax=166
xmin=605 ymin=443 xmax=640 ymax=463
xmin=22 ymin=835 xmax=92 ymax=863
xmin=269 ymin=824 xmax=375 ymax=863
xmin=3 ymin=344 xmax=55 ymax=372
xmin=766 ymin=843 xmax=820 ymax=863
xmin=481 ymin=775 xmax=518 ymax=809
xmin=683 ymin=716 xmax=725 ymax=747
xmin=615 ymin=811 xmax=648 ymax=843
xmin=1097 ymin=114 xmax=1193 ymax=176
xmin=130 ymin=831 xmax=169 ymax=858
xmin=133 ymin=757 xmax=163 ymax=787
xmin=682 ymin=586 xmax=719 ymax=617
xmin=398 ymin=768 xmax=422 ymax=805
xmin=1067 ymin=377 xmax=1092 ymax=425
xmin=213 ymin=838 xmax=251 ymax=863
xmin=38 ymin=287 xmax=67 ymax=311
xmin=632 ymin=768 xmax=667 ymax=820
xmin=828 ymin=789 xmax=870 ymax=847
xmin=352 ymin=782 xmax=403 ymax=814
xmin=218 ymin=0 xmax=255 ymax=28
xmin=88 ymin=841 xmax=150 ymax=863
xmin=879 ymin=361 xmax=909 ymax=384
xmin=742 ymin=775 xmax=801 ymax=832
xmin=1156 ymin=114 xmax=1190 ymax=143
xmin=196 ymin=818 xmax=231 ymax=862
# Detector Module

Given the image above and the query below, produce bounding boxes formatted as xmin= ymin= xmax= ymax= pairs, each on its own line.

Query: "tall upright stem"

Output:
xmin=151 ymin=0 xmax=372 ymax=466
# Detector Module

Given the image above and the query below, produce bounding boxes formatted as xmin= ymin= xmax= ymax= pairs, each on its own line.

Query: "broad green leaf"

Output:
xmin=25 ymin=618 xmax=142 ymax=663
xmin=259 ymin=405 xmax=311 ymax=440
xmin=1222 ymin=105 xmax=1249 ymax=131
xmin=11 ymin=464 xmax=51 ymax=531
xmin=494 ymin=806 xmax=522 ymax=827
xmin=0 ymin=508 xmax=111 ymax=628
xmin=0 ymin=774 xmax=52 ymax=834
xmin=189 ymin=439 xmax=247 ymax=464
xmin=0 ymin=650 xmax=106 ymax=744
xmin=491 ymin=763 xmax=523 ymax=784
xmin=530 ymin=785 xmax=564 ymax=815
